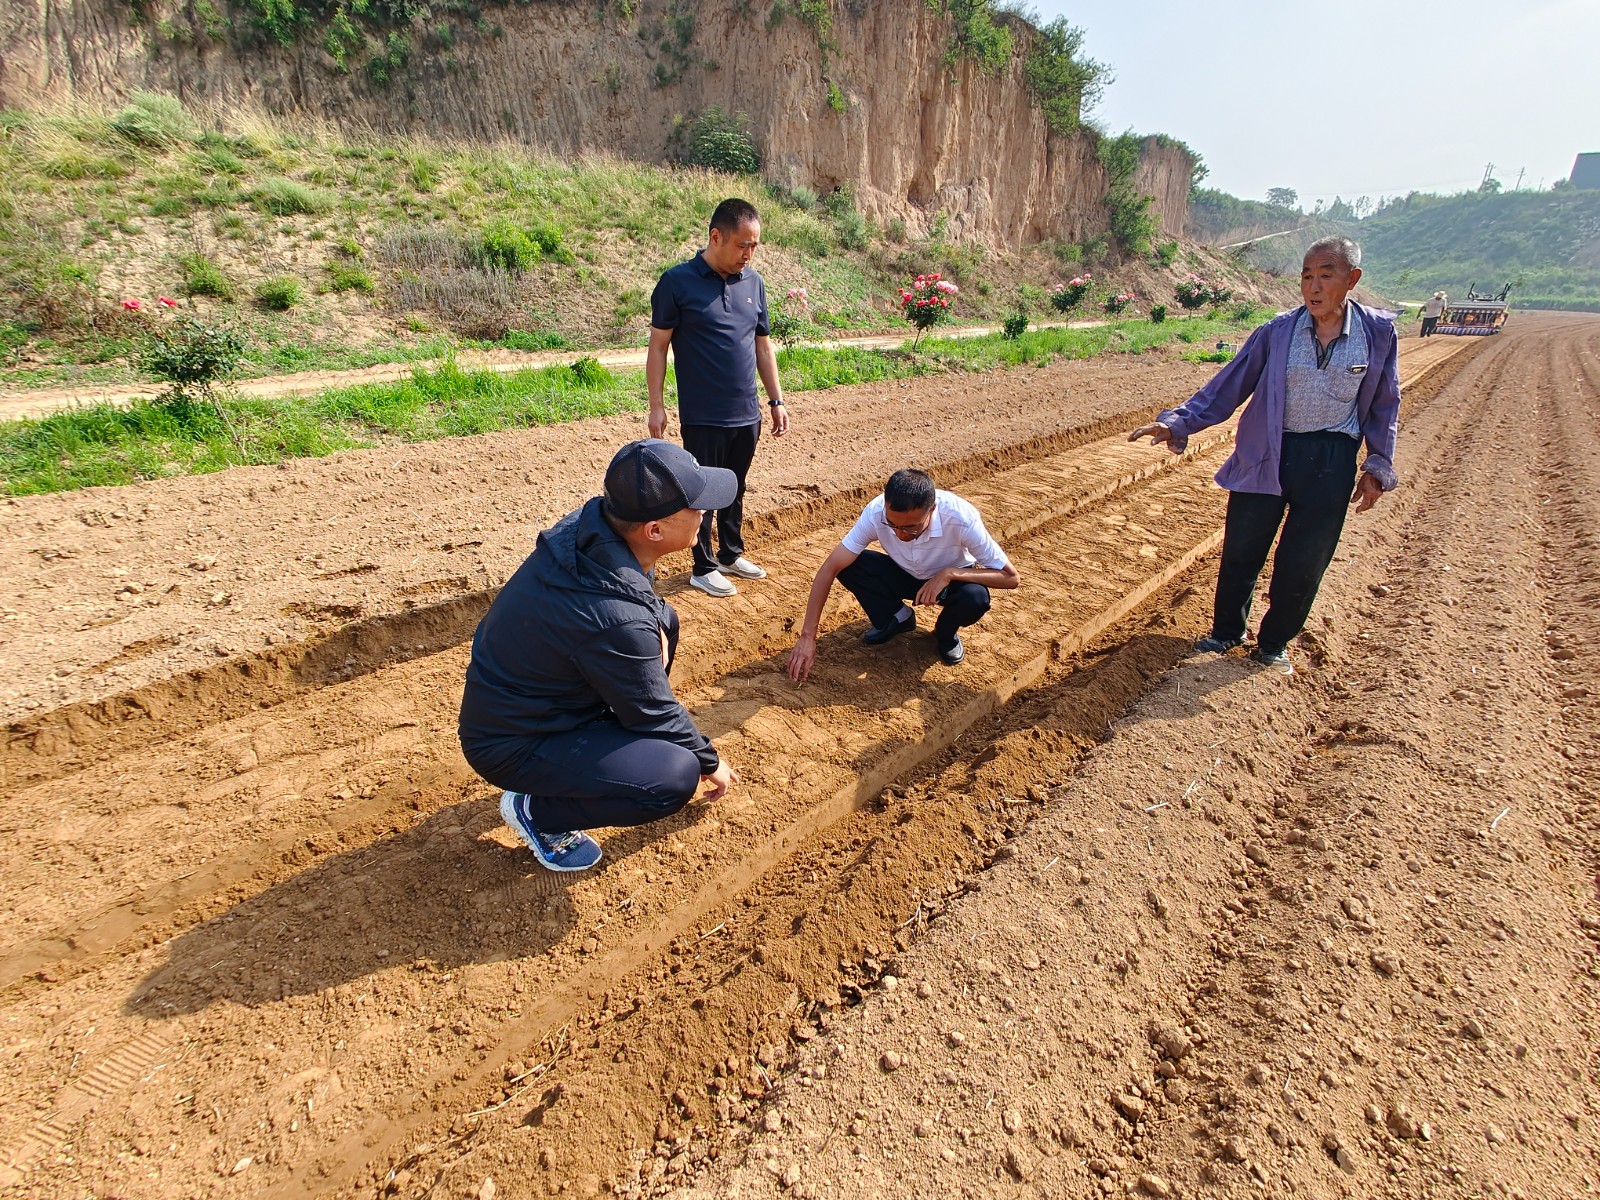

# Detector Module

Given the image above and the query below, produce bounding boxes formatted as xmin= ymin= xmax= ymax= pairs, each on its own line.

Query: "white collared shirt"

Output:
xmin=841 ymin=490 xmax=1010 ymax=579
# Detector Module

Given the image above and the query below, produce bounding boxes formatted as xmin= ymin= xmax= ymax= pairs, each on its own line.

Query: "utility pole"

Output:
xmin=1514 ymin=167 xmax=1525 ymax=192
xmin=1480 ymin=161 xmax=1497 ymax=189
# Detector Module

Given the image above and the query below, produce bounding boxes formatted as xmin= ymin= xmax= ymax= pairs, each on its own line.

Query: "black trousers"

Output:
xmin=680 ymin=422 xmax=761 ymax=576
xmin=1420 ymin=316 xmax=1439 ymax=337
xmin=1212 ymin=431 xmax=1359 ymax=652
xmin=467 ymin=719 xmax=703 ymax=833
xmin=837 ymin=550 xmax=991 ymax=650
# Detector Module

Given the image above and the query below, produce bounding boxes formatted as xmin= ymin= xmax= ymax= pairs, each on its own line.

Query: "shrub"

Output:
xmin=768 ymin=287 xmax=812 ymax=349
xmin=474 ymin=219 xmax=537 ymax=273
xmin=111 ymin=92 xmax=197 ymax=148
xmin=826 ymin=79 xmax=847 ymax=113
xmin=683 ymin=106 xmax=760 ymax=174
xmin=1102 ymin=291 xmax=1135 ymax=315
xmin=140 ymin=315 xmax=246 ymax=402
xmin=1174 ymin=274 xmax=1213 ymax=310
xmin=1149 ymin=303 xmax=1167 ymax=323
xmin=326 ymin=260 xmax=375 ymax=293
xmin=777 ymin=184 xmax=819 ymax=211
xmin=898 ymin=272 xmax=958 ymax=345
xmin=334 ymin=234 xmax=365 ymax=259
xmin=473 ymin=219 xmax=570 ymax=273
xmin=569 ymin=356 xmax=611 ymax=387
xmin=249 ymin=177 xmax=336 ymax=216
xmin=255 ymin=275 xmax=303 ymax=311
xmin=1023 ymin=17 xmax=1107 ymax=136
xmin=833 ymin=207 xmax=870 ymax=251
xmin=1002 ymin=309 xmax=1029 ymax=340
xmin=931 ymin=0 xmax=1013 ymax=75
xmin=1049 ymin=275 xmax=1092 ymax=312
xmin=1153 ymin=240 xmax=1179 ymax=267
xmin=178 ymin=251 xmax=234 ymax=299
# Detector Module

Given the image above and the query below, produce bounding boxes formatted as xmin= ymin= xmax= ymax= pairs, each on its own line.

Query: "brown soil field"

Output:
xmin=1 ymin=316 xmax=1594 ymax=1200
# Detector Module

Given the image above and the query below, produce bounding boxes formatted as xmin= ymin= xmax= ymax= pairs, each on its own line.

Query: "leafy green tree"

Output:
xmin=1024 ymin=18 xmax=1109 ymax=136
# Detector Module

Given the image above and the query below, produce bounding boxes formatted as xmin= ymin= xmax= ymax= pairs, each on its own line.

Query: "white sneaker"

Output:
xmin=723 ymin=556 xmax=767 ymax=580
xmin=690 ymin=570 xmax=737 ymax=597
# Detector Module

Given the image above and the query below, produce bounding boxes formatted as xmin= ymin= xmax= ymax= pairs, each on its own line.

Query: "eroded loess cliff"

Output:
xmin=0 ymin=0 xmax=1192 ymax=247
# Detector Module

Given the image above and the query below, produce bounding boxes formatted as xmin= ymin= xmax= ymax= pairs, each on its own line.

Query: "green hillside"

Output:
xmin=1355 ymin=187 xmax=1600 ymax=311
xmin=1189 ymin=182 xmax=1600 ymax=312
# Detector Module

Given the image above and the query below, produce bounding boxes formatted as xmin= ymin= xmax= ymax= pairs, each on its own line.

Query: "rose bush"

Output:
xmin=1049 ymin=275 xmax=1093 ymax=313
xmin=899 ymin=273 xmax=958 ymax=346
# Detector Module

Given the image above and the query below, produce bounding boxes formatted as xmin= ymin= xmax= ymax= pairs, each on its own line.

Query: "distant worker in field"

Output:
xmin=786 ymin=468 xmax=1020 ymax=681
xmin=1419 ymin=290 xmax=1446 ymax=337
xmin=1128 ymin=235 xmax=1400 ymax=677
xmin=459 ymin=439 xmax=739 ymax=872
xmin=647 ymin=197 xmax=789 ymax=599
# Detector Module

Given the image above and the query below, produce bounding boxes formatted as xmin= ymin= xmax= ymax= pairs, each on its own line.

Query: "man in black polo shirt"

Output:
xmin=647 ymin=197 xmax=789 ymax=598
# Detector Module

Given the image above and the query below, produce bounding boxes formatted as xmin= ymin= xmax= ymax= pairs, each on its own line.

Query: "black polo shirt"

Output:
xmin=650 ymin=252 xmax=769 ymax=428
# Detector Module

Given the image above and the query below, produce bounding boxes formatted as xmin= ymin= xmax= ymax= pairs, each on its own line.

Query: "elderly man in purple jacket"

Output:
xmin=1130 ymin=236 xmax=1399 ymax=676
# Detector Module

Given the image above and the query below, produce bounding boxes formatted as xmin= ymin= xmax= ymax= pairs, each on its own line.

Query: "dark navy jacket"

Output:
xmin=458 ymin=497 xmax=719 ymax=777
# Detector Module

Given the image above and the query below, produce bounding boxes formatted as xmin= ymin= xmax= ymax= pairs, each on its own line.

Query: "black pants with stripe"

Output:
xmin=1211 ymin=431 xmax=1360 ymax=652
xmin=681 ymin=421 xmax=761 ymax=577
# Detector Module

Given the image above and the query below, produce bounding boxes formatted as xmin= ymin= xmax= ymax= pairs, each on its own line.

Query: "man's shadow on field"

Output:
xmin=124 ymin=627 xmax=944 ymax=1019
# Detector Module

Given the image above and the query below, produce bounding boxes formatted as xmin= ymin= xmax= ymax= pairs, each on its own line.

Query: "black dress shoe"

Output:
xmin=862 ymin=614 xmax=913 ymax=645
xmin=938 ymin=636 xmax=964 ymax=666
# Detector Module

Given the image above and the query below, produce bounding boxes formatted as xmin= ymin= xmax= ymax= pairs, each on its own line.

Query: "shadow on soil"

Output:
xmin=121 ymin=625 xmax=972 ymax=1018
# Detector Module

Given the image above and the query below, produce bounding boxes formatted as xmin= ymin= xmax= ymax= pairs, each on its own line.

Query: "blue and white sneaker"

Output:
xmin=499 ymin=791 xmax=603 ymax=872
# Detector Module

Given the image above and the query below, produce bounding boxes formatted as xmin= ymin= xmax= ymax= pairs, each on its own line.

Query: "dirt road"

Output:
xmin=0 ymin=320 xmax=1100 ymax=423
xmin=2 ymin=320 xmax=1593 ymax=1200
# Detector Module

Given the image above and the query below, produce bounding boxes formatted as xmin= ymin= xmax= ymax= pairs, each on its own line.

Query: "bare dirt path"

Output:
xmin=0 ymin=325 xmax=1498 ymax=1200
xmin=0 ymin=320 xmax=1105 ymax=422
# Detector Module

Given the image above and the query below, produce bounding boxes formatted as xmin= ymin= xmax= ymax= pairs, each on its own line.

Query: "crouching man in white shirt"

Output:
xmin=787 ymin=468 xmax=1020 ymax=680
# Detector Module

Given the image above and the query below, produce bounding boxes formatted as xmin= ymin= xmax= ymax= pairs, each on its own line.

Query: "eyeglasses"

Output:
xmin=885 ymin=511 xmax=932 ymax=539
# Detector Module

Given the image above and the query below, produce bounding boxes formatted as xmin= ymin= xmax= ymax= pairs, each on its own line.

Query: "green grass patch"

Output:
xmin=255 ymin=275 xmax=303 ymax=311
xmin=325 ymin=260 xmax=376 ymax=292
xmin=177 ymin=251 xmax=234 ymax=299
xmin=2 ymin=312 xmax=1264 ymax=494
xmin=249 ymin=176 xmax=337 ymax=216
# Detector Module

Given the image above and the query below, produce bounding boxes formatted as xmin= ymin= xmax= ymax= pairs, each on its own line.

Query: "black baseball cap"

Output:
xmin=604 ymin=439 xmax=739 ymax=522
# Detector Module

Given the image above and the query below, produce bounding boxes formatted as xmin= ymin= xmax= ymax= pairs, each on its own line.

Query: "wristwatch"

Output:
xmin=768 ymin=399 xmax=785 ymax=406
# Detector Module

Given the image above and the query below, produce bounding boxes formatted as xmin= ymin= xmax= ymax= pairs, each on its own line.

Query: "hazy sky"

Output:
xmin=1030 ymin=0 xmax=1599 ymax=207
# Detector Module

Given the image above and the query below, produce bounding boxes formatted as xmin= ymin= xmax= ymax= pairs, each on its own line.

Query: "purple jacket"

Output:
xmin=1157 ymin=303 xmax=1401 ymax=495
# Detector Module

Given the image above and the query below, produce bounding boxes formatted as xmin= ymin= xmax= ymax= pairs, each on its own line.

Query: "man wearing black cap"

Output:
xmin=459 ymin=439 xmax=740 ymax=871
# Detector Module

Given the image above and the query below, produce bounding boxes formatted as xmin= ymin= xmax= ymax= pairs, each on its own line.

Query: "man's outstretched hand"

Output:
xmin=787 ymin=634 xmax=817 ymax=684
xmin=1128 ymin=421 xmax=1178 ymax=453
xmin=1349 ymin=471 xmax=1384 ymax=513
xmin=700 ymin=760 xmax=738 ymax=801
